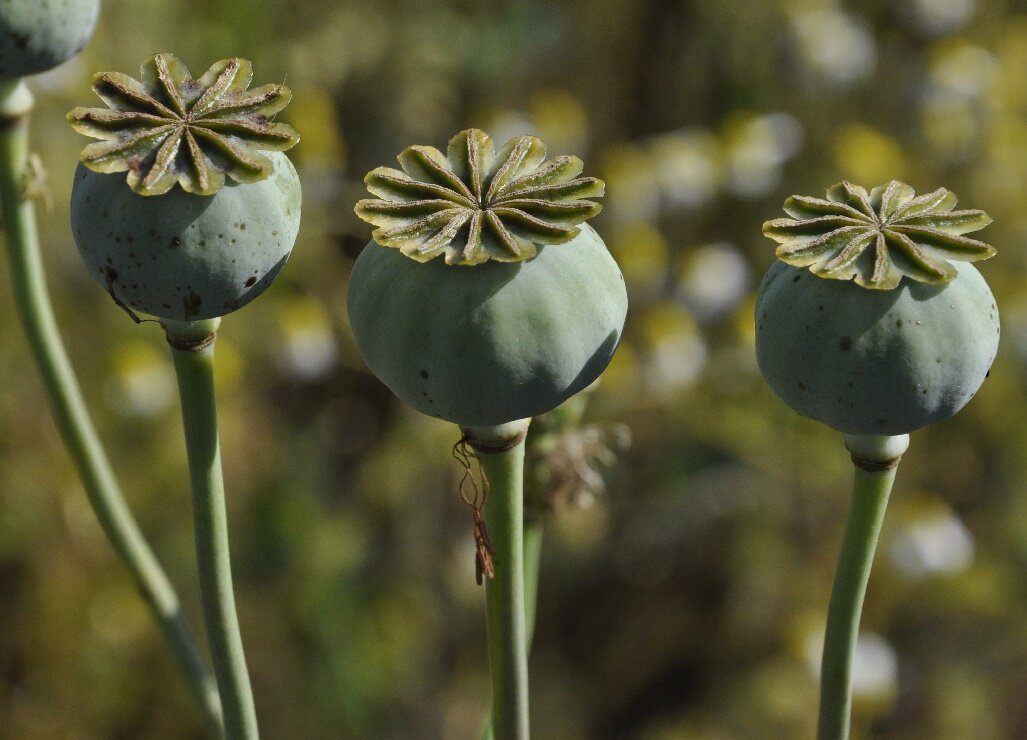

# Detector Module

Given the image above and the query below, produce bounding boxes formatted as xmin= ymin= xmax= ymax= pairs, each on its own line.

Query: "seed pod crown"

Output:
xmin=68 ymin=52 xmax=299 ymax=196
xmin=355 ymin=128 xmax=605 ymax=265
xmin=763 ymin=181 xmax=995 ymax=289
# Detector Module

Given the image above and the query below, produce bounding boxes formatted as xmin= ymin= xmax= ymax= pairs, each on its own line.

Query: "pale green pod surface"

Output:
xmin=755 ymin=260 xmax=999 ymax=435
xmin=347 ymin=224 xmax=628 ymax=427
xmin=0 ymin=0 xmax=99 ymax=79
xmin=71 ymin=150 xmax=301 ymax=321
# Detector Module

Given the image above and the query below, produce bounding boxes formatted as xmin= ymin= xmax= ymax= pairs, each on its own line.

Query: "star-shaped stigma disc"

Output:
xmin=68 ymin=53 xmax=299 ymax=196
xmin=355 ymin=128 xmax=605 ymax=265
xmin=763 ymin=181 xmax=996 ymax=289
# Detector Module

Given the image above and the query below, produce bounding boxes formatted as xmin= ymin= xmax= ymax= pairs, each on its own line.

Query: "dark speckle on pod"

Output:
xmin=347 ymin=224 xmax=628 ymax=426
xmin=71 ymin=151 xmax=301 ymax=321
xmin=755 ymin=260 xmax=999 ymax=435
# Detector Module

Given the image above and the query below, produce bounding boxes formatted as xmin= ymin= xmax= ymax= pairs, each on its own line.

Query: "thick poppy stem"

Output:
xmin=483 ymin=514 xmax=542 ymax=740
xmin=817 ymin=433 xmax=908 ymax=740
xmin=464 ymin=419 xmax=531 ymax=740
xmin=167 ymin=319 xmax=257 ymax=740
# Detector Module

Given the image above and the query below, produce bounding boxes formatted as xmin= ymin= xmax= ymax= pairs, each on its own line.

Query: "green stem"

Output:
xmin=0 ymin=81 xmax=222 ymax=736
xmin=522 ymin=517 xmax=543 ymax=648
xmin=817 ymin=434 xmax=908 ymax=740
xmin=167 ymin=319 xmax=257 ymax=740
xmin=465 ymin=420 xmax=530 ymax=740
xmin=484 ymin=518 xmax=543 ymax=740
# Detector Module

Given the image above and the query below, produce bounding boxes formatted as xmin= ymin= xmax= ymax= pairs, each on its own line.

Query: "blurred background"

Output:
xmin=1 ymin=0 xmax=1026 ymax=737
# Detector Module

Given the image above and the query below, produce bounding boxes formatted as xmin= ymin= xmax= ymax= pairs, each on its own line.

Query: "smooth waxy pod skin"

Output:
xmin=756 ymin=180 xmax=1000 ymax=436
xmin=0 ymin=0 xmax=99 ymax=79
xmin=756 ymin=256 xmax=999 ymax=435
xmin=71 ymin=150 xmax=301 ymax=321
xmin=348 ymin=223 xmax=628 ymax=427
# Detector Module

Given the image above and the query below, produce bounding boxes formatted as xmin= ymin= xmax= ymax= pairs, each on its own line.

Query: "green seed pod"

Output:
xmin=67 ymin=53 xmax=301 ymax=321
xmin=756 ymin=260 xmax=998 ymax=435
xmin=71 ymin=151 xmax=301 ymax=320
xmin=756 ymin=181 xmax=999 ymax=435
xmin=348 ymin=129 xmax=627 ymax=427
xmin=349 ymin=224 xmax=626 ymax=426
xmin=0 ymin=0 xmax=99 ymax=80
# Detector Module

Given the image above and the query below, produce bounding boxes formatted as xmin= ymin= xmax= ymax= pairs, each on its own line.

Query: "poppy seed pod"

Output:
xmin=756 ymin=180 xmax=998 ymax=435
xmin=349 ymin=224 xmax=627 ymax=426
xmin=348 ymin=128 xmax=628 ymax=427
xmin=67 ymin=53 xmax=301 ymax=321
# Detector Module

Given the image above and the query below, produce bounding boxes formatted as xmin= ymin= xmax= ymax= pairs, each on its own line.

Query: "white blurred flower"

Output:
xmin=890 ymin=510 xmax=974 ymax=579
xmin=678 ymin=242 xmax=750 ymax=320
xmin=277 ymin=298 xmax=339 ymax=381
xmin=641 ymin=304 xmax=707 ymax=393
xmin=280 ymin=325 xmax=338 ymax=381
xmin=904 ymin=0 xmax=976 ymax=37
xmin=650 ymin=334 xmax=707 ymax=390
xmin=651 ymin=130 xmax=723 ymax=209
xmin=928 ymin=44 xmax=997 ymax=99
xmin=791 ymin=8 xmax=877 ymax=87
xmin=723 ymin=113 xmax=804 ymax=198
xmin=852 ymin=633 xmax=899 ymax=699
xmin=104 ymin=341 xmax=176 ymax=417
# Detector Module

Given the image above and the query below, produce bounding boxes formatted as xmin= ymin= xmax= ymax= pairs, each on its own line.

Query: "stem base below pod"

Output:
xmin=755 ymin=261 xmax=999 ymax=435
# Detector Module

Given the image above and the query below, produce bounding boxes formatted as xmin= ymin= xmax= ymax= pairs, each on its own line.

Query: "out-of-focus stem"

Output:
xmin=522 ymin=517 xmax=543 ymax=647
xmin=0 ymin=79 xmax=222 ymax=737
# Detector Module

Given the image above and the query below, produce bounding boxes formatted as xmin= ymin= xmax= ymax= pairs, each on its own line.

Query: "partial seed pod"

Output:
xmin=348 ymin=129 xmax=628 ymax=427
xmin=756 ymin=181 xmax=999 ymax=435
xmin=0 ymin=0 xmax=99 ymax=80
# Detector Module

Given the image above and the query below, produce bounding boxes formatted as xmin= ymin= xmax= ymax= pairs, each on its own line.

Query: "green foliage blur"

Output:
xmin=1 ymin=0 xmax=1026 ymax=737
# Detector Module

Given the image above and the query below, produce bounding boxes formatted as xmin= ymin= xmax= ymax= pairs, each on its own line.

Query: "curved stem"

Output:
xmin=167 ymin=319 xmax=257 ymax=740
xmin=817 ymin=433 xmax=908 ymax=740
xmin=465 ymin=420 xmax=530 ymax=740
xmin=0 ymin=81 xmax=223 ymax=736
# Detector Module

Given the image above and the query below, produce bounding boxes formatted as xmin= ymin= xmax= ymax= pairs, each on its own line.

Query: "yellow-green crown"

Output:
xmin=763 ymin=181 xmax=995 ymax=289
xmin=355 ymin=128 xmax=604 ymax=266
xmin=68 ymin=53 xmax=299 ymax=196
